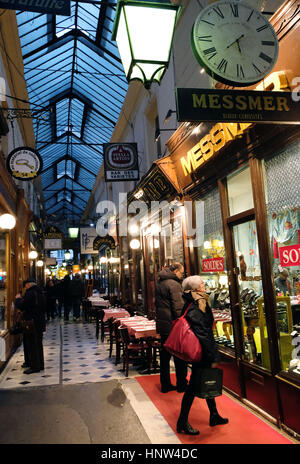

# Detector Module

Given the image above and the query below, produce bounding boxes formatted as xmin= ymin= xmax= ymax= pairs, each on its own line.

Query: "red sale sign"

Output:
xmin=202 ymin=257 xmax=224 ymax=272
xmin=279 ymin=244 xmax=300 ymax=267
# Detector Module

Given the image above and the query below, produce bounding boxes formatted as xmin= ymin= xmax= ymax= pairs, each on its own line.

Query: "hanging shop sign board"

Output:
xmin=279 ymin=244 xmax=300 ymax=267
xmin=175 ymin=88 xmax=300 ymax=124
xmin=0 ymin=0 xmax=71 ymax=15
xmin=128 ymin=167 xmax=178 ymax=206
xmin=44 ymin=238 xmax=62 ymax=250
xmin=80 ymin=228 xmax=98 ymax=255
xmin=6 ymin=146 xmax=43 ymax=181
xmin=103 ymin=143 xmax=139 ymax=182
xmin=93 ymin=235 xmax=116 ymax=251
xmin=202 ymin=258 xmax=225 ymax=273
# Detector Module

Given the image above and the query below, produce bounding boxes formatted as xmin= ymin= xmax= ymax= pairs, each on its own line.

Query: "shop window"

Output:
xmin=227 ymin=166 xmax=254 ymax=216
xmin=0 ymin=233 xmax=7 ymax=331
xmin=233 ymin=220 xmax=270 ymax=369
xmin=264 ymin=141 xmax=300 ymax=377
xmin=197 ymin=189 xmax=233 ymax=351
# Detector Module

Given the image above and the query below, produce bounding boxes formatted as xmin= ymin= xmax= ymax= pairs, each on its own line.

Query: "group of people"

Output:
xmin=14 ymin=273 xmax=85 ymax=375
xmin=155 ymin=262 xmax=229 ymax=436
xmin=45 ymin=273 xmax=84 ymax=321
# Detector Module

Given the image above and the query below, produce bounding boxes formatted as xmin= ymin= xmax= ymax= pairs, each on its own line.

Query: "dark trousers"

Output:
xmin=160 ymin=333 xmax=188 ymax=390
xmin=46 ymin=299 xmax=56 ymax=320
xmin=23 ymin=330 xmax=44 ymax=371
xmin=64 ymin=301 xmax=72 ymax=320
xmin=178 ymin=366 xmax=218 ymax=424
xmin=72 ymin=297 xmax=81 ymax=319
xmin=57 ymin=298 xmax=63 ymax=317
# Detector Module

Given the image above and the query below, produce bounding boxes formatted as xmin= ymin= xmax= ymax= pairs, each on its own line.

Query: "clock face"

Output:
xmin=6 ymin=147 xmax=43 ymax=181
xmin=191 ymin=1 xmax=279 ymax=87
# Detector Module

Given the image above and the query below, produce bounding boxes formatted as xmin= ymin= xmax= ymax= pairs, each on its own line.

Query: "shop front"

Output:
xmin=167 ymin=107 xmax=300 ymax=436
xmin=125 ymin=157 xmax=185 ymax=318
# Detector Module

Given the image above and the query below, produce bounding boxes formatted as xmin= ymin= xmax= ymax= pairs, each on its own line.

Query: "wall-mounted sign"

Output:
xmin=103 ymin=143 xmax=139 ymax=182
xmin=44 ymin=226 xmax=63 ymax=238
xmin=179 ymin=121 xmax=251 ymax=177
xmin=0 ymin=0 xmax=71 ymax=15
xmin=279 ymin=244 xmax=300 ymax=267
xmin=6 ymin=147 xmax=43 ymax=181
xmin=80 ymin=228 xmax=98 ymax=255
xmin=176 ymin=88 xmax=300 ymax=125
xmin=93 ymin=235 xmax=116 ymax=250
xmin=202 ymin=257 xmax=224 ymax=273
xmin=44 ymin=238 xmax=62 ymax=250
xmin=128 ymin=166 xmax=177 ymax=205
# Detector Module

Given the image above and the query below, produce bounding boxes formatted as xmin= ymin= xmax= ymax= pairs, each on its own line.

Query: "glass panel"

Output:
xmin=264 ymin=140 xmax=300 ymax=377
xmin=0 ymin=233 xmax=7 ymax=332
xmin=227 ymin=166 xmax=254 ymax=216
xmin=233 ymin=220 xmax=270 ymax=369
xmin=196 ymin=189 xmax=233 ymax=351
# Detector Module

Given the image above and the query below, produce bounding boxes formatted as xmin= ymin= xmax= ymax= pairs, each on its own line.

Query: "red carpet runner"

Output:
xmin=136 ymin=374 xmax=293 ymax=444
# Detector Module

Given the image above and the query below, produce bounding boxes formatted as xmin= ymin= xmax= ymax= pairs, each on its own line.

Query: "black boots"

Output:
xmin=177 ymin=390 xmax=199 ymax=435
xmin=206 ymin=398 xmax=229 ymax=427
xmin=176 ymin=420 xmax=200 ymax=435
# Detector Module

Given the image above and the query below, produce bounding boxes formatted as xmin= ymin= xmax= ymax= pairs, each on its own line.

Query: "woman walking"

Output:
xmin=176 ymin=275 xmax=228 ymax=435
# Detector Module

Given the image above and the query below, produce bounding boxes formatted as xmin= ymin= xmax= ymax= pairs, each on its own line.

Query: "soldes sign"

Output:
xmin=279 ymin=244 xmax=300 ymax=267
xmin=202 ymin=257 xmax=224 ymax=273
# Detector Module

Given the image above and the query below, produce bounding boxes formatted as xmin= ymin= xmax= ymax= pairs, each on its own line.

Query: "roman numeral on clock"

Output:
xmin=259 ymin=52 xmax=273 ymax=63
xmin=217 ymin=58 xmax=228 ymax=73
xmin=203 ymin=46 xmax=216 ymax=56
xmin=213 ymin=6 xmax=224 ymax=18
xmin=230 ymin=4 xmax=239 ymax=17
xmin=256 ymin=24 xmax=268 ymax=32
xmin=197 ymin=35 xmax=212 ymax=42
xmin=236 ymin=64 xmax=245 ymax=78
xmin=261 ymin=40 xmax=275 ymax=46
xmin=252 ymin=63 xmax=261 ymax=74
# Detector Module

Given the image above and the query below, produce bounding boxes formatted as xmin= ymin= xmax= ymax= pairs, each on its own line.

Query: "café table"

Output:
xmin=96 ymin=308 xmax=130 ymax=342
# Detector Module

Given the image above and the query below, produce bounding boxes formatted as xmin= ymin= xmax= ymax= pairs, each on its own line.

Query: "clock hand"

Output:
xmin=226 ymin=34 xmax=244 ymax=50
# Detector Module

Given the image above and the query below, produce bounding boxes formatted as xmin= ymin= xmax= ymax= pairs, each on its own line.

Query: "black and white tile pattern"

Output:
xmin=0 ymin=319 xmax=142 ymax=389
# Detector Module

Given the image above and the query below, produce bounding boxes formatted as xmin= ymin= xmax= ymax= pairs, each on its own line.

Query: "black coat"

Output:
xmin=182 ymin=292 xmax=219 ymax=367
xmin=155 ymin=269 xmax=184 ymax=335
xmin=69 ymin=277 xmax=84 ymax=299
xmin=15 ymin=285 xmax=46 ymax=333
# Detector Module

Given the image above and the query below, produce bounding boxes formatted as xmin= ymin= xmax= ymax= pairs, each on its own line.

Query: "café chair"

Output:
xmin=119 ymin=327 xmax=150 ymax=377
xmin=108 ymin=320 xmax=122 ymax=364
xmin=95 ymin=308 xmax=109 ymax=341
xmin=147 ymin=336 xmax=161 ymax=374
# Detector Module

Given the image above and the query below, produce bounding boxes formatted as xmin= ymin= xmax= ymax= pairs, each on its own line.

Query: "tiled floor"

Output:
xmin=0 ymin=319 xmax=143 ymax=389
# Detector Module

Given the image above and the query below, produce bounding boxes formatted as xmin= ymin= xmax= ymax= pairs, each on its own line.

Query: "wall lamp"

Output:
xmin=155 ymin=128 xmax=177 ymax=142
xmin=164 ymin=109 xmax=176 ymax=124
xmin=0 ymin=214 xmax=16 ymax=230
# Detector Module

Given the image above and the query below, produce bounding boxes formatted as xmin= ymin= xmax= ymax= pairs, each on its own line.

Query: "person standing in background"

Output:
xmin=275 ymin=268 xmax=291 ymax=295
xmin=155 ymin=262 xmax=188 ymax=393
xmin=63 ymin=274 xmax=72 ymax=321
xmin=15 ymin=279 xmax=46 ymax=374
xmin=70 ymin=273 xmax=84 ymax=321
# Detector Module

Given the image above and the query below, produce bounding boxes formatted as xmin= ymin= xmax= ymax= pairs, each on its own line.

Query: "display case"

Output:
xmin=257 ymin=296 xmax=293 ymax=371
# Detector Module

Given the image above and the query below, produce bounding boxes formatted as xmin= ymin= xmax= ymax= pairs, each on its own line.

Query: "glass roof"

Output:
xmin=16 ymin=1 xmax=128 ymax=231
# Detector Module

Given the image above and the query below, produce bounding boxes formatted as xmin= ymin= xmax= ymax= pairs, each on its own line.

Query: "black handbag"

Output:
xmin=193 ymin=368 xmax=223 ymax=399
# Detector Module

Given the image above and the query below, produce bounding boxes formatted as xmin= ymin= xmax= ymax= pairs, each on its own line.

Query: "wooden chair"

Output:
xmin=147 ymin=336 xmax=161 ymax=374
xmin=119 ymin=327 xmax=150 ymax=377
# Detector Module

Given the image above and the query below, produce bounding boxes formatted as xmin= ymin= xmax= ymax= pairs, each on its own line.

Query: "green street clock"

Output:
xmin=191 ymin=1 xmax=279 ymax=87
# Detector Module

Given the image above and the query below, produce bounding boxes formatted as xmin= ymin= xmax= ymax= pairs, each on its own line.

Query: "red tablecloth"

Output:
xmin=212 ymin=309 xmax=232 ymax=323
xmin=119 ymin=318 xmax=158 ymax=339
xmin=102 ymin=308 xmax=130 ymax=322
xmin=88 ymin=298 xmax=110 ymax=307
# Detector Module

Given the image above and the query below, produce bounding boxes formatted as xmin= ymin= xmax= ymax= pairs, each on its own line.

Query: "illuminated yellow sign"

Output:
xmin=179 ymin=71 xmax=294 ymax=177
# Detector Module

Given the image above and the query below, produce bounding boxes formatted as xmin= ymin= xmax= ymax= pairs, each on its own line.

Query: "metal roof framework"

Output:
xmin=16 ymin=1 xmax=128 ymax=231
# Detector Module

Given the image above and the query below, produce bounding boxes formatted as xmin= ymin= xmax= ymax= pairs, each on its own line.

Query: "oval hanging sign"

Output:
xmin=6 ymin=146 xmax=43 ymax=181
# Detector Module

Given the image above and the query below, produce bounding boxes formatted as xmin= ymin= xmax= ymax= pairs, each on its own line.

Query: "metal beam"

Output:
xmin=42 ymin=155 xmax=97 ymax=179
xmin=43 ymin=174 xmax=92 ymax=192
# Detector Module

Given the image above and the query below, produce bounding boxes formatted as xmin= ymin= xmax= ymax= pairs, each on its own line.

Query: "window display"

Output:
xmin=233 ymin=220 xmax=270 ymax=369
xmin=264 ymin=140 xmax=300 ymax=376
xmin=197 ymin=189 xmax=233 ymax=350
